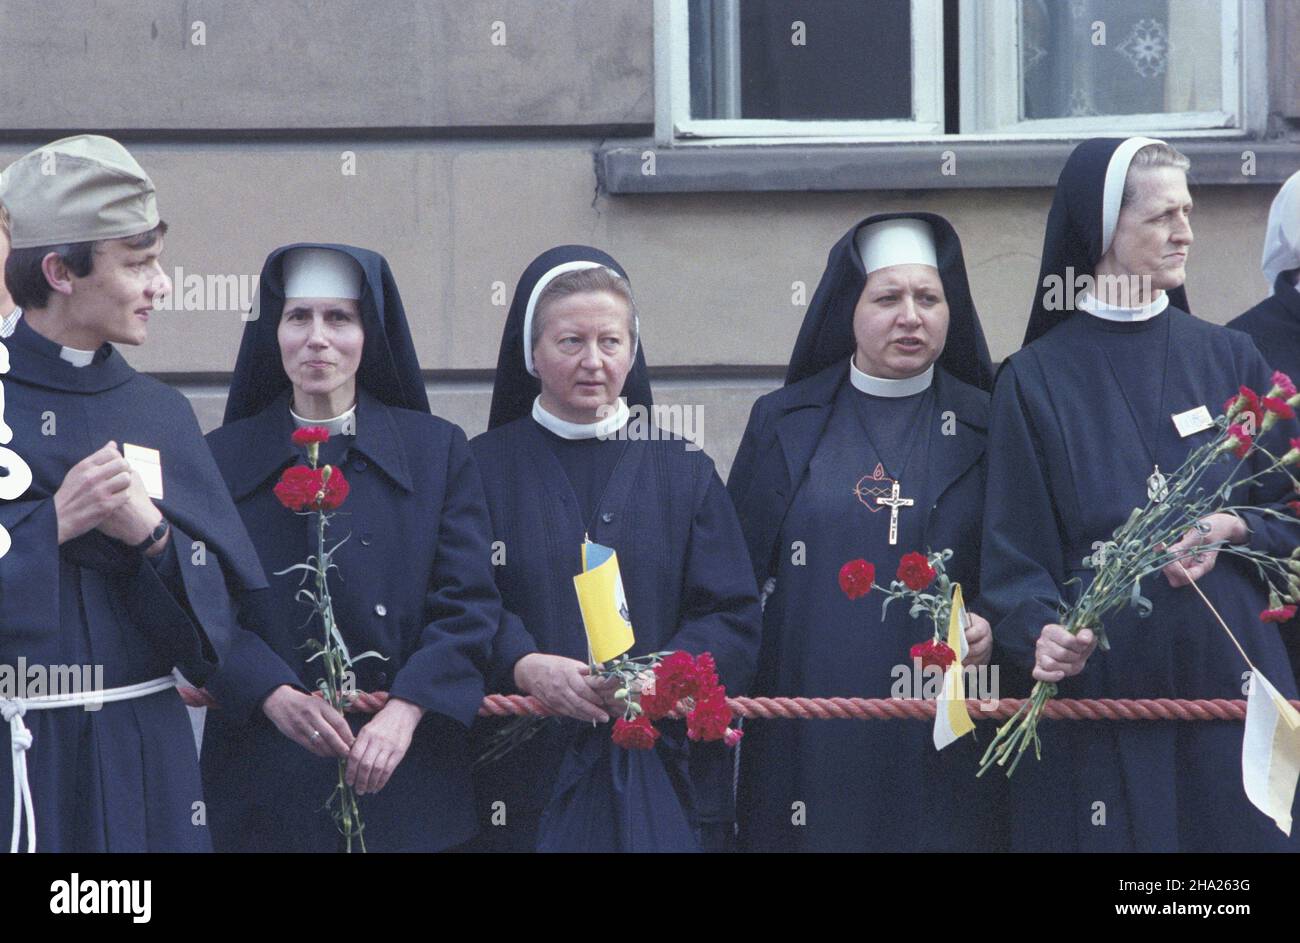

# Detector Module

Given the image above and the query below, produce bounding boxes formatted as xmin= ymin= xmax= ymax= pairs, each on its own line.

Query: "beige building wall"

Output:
xmin=1 ymin=1 xmax=1295 ymax=478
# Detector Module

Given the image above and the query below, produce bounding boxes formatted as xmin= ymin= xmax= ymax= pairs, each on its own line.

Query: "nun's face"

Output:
xmin=1103 ymin=166 xmax=1193 ymax=294
xmin=851 ymin=264 xmax=949 ymax=379
xmin=277 ymin=297 xmax=364 ymax=402
xmin=532 ymin=290 xmax=634 ymax=423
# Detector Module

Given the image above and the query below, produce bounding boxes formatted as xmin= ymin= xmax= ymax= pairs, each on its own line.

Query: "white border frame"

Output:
xmin=959 ymin=0 xmax=1259 ymax=136
xmin=657 ymin=0 xmax=946 ymax=141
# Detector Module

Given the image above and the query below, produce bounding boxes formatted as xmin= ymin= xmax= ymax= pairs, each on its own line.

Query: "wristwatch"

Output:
xmin=134 ymin=519 xmax=170 ymax=553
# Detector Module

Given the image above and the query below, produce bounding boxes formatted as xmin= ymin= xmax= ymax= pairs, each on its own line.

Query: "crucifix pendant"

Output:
xmin=875 ymin=479 xmax=914 ymax=546
xmin=1147 ymin=464 xmax=1168 ymax=503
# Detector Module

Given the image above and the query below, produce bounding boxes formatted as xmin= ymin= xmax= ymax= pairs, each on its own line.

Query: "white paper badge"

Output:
xmin=124 ymin=443 xmax=164 ymax=499
xmin=1171 ymin=405 xmax=1214 ymax=438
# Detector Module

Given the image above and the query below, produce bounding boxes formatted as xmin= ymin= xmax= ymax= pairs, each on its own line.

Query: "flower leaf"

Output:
xmin=1129 ymin=580 xmax=1153 ymax=618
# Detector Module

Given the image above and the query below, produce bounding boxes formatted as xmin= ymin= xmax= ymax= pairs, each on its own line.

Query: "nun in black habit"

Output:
xmin=469 ymin=245 xmax=761 ymax=852
xmin=982 ymin=138 xmax=1300 ymax=851
xmin=200 ymin=243 xmax=500 ymax=852
xmin=728 ymin=213 xmax=1007 ymax=852
xmin=1229 ymin=169 xmax=1300 ymax=364
xmin=1227 ymin=170 xmax=1300 ymax=680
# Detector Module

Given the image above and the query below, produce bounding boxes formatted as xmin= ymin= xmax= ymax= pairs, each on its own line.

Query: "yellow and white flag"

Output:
xmin=573 ymin=540 xmax=635 ymax=664
xmin=1242 ymin=668 xmax=1300 ymax=835
xmin=933 ymin=583 xmax=976 ymax=750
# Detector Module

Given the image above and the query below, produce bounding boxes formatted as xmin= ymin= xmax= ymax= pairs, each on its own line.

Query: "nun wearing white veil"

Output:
xmin=982 ymin=139 xmax=1300 ymax=852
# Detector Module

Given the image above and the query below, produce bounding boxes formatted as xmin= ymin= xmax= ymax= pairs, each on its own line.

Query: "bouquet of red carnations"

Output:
xmin=839 ymin=549 xmax=964 ymax=670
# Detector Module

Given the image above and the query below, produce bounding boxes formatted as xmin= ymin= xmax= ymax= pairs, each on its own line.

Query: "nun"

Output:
xmin=469 ymin=245 xmax=762 ymax=852
xmin=728 ymin=213 xmax=1006 ymax=852
xmin=1230 ymin=170 xmax=1300 ymax=362
xmin=1228 ymin=170 xmax=1300 ymax=681
xmin=982 ymin=138 xmax=1300 ymax=851
xmin=200 ymin=244 xmax=500 ymax=852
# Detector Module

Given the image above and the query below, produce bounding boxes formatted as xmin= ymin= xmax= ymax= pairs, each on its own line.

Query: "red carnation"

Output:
xmin=1264 ymin=397 xmax=1295 ymax=421
xmin=273 ymin=465 xmax=324 ymax=511
xmin=1224 ymin=423 xmax=1254 ymax=460
xmin=612 ymin=715 xmax=660 ymax=750
xmin=317 ymin=465 xmax=350 ymax=510
xmin=642 ymin=651 xmax=697 ymax=720
xmin=723 ymin=727 xmax=743 ymax=748
xmin=897 ymin=552 xmax=937 ymax=592
xmin=686 ymin=687 xmax=733 ymax=742
xmin=1270 ymin=371 xmax=1297 ymax=400
xmin=1226 ymin=386 xmax=1263 ymax=427
xmin=692 ymin=652 xmax=720 ymax=692
xmin=910 ymin=638 xmax=957 ymax=672
xmin=838 ymin=559 xmax=875 ymax=600
xmin=1261 ymin=605 xmax=1297 ymax=624
xmin=272 ymin=464 xmax=350 ymax=511
xmin=292 ymin=426 xmax=331 ymax=446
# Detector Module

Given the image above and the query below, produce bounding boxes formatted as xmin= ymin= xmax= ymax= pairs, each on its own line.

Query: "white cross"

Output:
xmin=875 ymin=479 xmax=914 ymax=546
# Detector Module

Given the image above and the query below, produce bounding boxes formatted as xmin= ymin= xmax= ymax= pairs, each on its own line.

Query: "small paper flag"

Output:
xmin=934 ymin=583 xmax=976 ymax=750
xmin=573 ymin=540 xmax=635 ymax=664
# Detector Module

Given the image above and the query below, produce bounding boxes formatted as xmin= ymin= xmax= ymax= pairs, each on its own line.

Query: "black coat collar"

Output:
xmin=5 ymin=317 xmax=135 ymax=394
xmin=216 ymin=386 xmax=414 ymax=502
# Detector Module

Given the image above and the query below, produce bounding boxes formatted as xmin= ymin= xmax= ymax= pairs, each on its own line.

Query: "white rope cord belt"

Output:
xmin=1 ymin=675 xmax=176 ymax=853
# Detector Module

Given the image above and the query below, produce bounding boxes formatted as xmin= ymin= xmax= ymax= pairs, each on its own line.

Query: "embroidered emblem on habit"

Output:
xmin=853 ymin=463 xmax=894 ymax=513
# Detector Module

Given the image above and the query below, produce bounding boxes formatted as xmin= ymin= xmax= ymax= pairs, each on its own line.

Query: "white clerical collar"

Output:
xmin=532 ymin=396 xmax=630 ymax=440
xmin=849 ymin=357 xmax=934 ymax=398
xmin=1077 ymin=291 xmax=1169 ymax=322
xmin=290 ymin=402 xmax=357 ymax=436
xmin=60 ymin=345 xmax=96 ymax=368
xmin=0 ymin=307 xmax=21 ymax=339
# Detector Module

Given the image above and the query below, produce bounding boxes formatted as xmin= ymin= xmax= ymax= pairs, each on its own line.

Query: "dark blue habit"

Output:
xmin=729 ymin=212 xmax=1006 ymax=852
xmin=1227 ymin=270 xmax=1300 ymax=681
xmin=987 ymin=138 xmax=1300 ymax=851
xmin=1228 ymin=271 xmax=1300 ymax=378
xmin=200 ymin=244 xmax=500 ymax=852
xmin=731 ymin=365 xmax=1005 ymax=851
xmin=0 ymin=318 xmax=265 ymax=852
xmin=985 ymin=307 xmax=1300 ymax=851
xmin=468 ymin=245 xmax=762 ymax=852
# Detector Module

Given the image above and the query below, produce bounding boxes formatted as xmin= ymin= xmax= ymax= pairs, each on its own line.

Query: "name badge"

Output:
xmin=123 ymin=443 xmax=164 ymax=499
xmin=1171 ymin=405 xmax=1214 ymax=438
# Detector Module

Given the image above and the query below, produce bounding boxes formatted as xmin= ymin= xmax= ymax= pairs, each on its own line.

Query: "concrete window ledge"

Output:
xmin=599 ymin=139 xmax=1300 ymax=194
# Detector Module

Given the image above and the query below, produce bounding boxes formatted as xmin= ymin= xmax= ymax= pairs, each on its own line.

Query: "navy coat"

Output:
xmin=982 ymin=308 xmax=1300 ymax=851
xmin=1228 ymin=272 xmax=1300 ymax=376
xmin=469 ymin=418 xmax=762 ymax=852
xmin=729 ymin=361 xmax=987 ymax=592
xmin=727 ymin=360 xmax=1006 ymax=851
xmin=200 ymin=388 xmax=500 ymax=851
xmin=0 ymin=318 xmax=264 ymax=852
xmin=1227 ymin=271 xmax=1300 ymax=679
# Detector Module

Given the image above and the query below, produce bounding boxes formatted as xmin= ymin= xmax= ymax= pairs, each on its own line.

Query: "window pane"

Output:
xmin=1020 ymin=0 xmax=1225 ymax=120
xmin=689 ymin=0 xmax=913 ymax=121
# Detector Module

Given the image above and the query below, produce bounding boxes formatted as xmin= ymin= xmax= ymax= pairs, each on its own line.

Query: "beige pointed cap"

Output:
xmin=0 ymin=135 xmax=159 ymax=249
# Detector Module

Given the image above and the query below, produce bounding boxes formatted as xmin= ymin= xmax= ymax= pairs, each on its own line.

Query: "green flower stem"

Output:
xmin=981 ymin=415 xmax=1300 ymax=778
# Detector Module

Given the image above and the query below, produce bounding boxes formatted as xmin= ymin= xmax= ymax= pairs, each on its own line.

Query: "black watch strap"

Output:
xmin=134 ymin=519 xmax=170 ymax=553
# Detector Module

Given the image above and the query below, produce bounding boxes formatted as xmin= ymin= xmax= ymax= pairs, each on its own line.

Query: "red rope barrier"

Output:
xmin=177 ymin=687 xmax=1299 ymax=722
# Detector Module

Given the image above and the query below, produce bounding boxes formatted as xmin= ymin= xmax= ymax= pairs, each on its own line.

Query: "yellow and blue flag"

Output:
xmin=573 ymin=540 xmax=635 ymax=664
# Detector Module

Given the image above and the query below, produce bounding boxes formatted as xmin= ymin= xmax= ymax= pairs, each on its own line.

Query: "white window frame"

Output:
xmin=959 ymin=0 xmax=1262 ymax=136
xmin=654 ymin=0 xmax=1266 ymax=145
xmin=655 ymin=0 xmax=945 ymax=143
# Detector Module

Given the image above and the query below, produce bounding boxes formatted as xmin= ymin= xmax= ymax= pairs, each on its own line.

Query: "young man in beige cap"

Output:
xmin=0 ymin=135 xmax=265 ymax=852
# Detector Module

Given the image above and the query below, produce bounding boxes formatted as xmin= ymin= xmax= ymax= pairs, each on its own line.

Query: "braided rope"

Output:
xmin=178 ymin=687 xmax=1297 ymax=721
